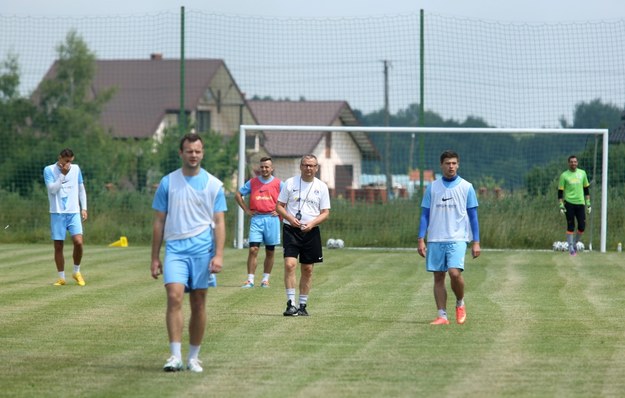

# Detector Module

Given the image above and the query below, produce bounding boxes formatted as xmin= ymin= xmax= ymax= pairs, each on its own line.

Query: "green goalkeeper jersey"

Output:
xmin=558 ymin=168 xmax=589 ymax=205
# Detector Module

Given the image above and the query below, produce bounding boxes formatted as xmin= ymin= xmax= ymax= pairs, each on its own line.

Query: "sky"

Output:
xmin=2 ymin=0 xmax=625 ymax=129
xmin=2 ymin=0 xmax=624 ymax=22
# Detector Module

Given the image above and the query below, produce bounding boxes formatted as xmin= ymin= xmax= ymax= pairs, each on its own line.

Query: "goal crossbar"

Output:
xmin=237 ymin=125 xmax=608 ymax=252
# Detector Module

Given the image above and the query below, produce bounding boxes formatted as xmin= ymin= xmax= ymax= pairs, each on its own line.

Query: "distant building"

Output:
xmin=37 ymin=54 xmax=254 ymax=141
xmin=247 ymin=100 xmax=379 ymax=197
xmin=36 ymin=56 xmax=379 ymax=193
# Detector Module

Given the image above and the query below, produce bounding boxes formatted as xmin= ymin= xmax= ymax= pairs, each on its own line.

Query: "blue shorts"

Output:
xmin=163 ymin=253 xmax=212 ymax=291
xmin=249 ymin=215 xmax=281 ymax=246
xmin=426 ymin=242 xmax=467 ymax=272
xmin=50 ymin=213 xmax=83 ymax=240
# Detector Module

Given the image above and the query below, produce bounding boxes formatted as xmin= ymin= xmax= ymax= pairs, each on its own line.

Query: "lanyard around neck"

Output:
xmin=298 ymin=177 xmax=314 ymax=213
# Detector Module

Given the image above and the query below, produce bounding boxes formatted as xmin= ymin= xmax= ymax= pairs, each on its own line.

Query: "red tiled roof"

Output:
xmin=247 ymin=100 xmax=377 ymax=158
xmin=38 ymin=58 xmax=227 ymax=138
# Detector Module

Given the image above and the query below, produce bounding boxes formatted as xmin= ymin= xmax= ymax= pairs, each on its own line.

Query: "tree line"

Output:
xmin=1 ymin=31 xmax=624 ymax=199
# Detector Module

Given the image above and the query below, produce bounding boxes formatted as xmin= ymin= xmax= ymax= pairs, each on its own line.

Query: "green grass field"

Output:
xmin=1 ymin=244 xmax=625 ymax=397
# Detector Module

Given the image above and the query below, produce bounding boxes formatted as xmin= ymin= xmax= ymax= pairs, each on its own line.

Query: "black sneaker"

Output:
xmin=297 ymin=304 xmax=309 ymax=316
xmin=283 ymin=300 xmax=299 ymax=316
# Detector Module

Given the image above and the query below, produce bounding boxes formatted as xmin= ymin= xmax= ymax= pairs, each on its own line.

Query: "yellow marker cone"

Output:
xmin=109 ymin=236 xmax=128 ymax=247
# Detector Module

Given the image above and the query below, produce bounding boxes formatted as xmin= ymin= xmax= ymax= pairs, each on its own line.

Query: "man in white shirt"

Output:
xmin=43 ymin=148 xmax=88 ymax=286
xmin=276 ymin=154 xmax=331 ymax=317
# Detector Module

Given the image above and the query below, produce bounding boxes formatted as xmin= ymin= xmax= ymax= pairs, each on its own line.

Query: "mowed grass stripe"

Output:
xmin=3 ymin=245 xmax=625 ymax=397
xmin=554 ymin=253 xmax=625 ymax=396
xmin=442 ymin=253 xmax=529 ymax=397
xmin=1 ymin=245 xmax=172 ymax=395
xmin=204 ymin=250 xmax=428 ymax=397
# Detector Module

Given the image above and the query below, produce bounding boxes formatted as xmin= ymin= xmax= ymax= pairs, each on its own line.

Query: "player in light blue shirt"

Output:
xmin=43 ymin=148 xmax=88 ymax=287
xmin=151 ymin=133 xmax=227 ymax=373
xmin=417 ymin=150 xmax=480 ymax=325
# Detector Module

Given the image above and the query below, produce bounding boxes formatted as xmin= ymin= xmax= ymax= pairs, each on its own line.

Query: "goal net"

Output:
xmin=237 ymin=125 xmax=608 ymax=252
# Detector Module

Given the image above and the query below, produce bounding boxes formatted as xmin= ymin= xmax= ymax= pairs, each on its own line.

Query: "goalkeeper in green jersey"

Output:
xmin=558 ymin=155 xmax=590 ymax=256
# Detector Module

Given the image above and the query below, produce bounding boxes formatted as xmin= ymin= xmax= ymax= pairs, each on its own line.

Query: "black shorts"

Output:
xmin=282 ymin=224 xmax=323 ymax=264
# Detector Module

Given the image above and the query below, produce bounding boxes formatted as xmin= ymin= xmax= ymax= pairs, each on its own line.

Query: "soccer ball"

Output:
xmin=552 ymin=241 xmax=585 ymax=252
xmin=326 ymin=238 xmax=344 ymax=249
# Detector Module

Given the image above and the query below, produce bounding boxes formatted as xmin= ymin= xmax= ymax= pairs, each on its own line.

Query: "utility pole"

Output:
xmin=383 ymin=60 xmax=393 ymax=200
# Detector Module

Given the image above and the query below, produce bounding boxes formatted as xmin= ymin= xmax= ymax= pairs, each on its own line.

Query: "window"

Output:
xmin=197 ymin=110 xmax=211 ymax=133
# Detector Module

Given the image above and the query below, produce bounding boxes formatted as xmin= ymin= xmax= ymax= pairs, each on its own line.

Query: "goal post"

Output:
xmin=237 ymin=125 xmax=608 ymax=252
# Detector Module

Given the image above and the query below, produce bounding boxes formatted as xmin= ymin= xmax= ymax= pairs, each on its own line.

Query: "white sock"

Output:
xmin=247 ymin=274 xmax=255 ymax=283
xmin=58 ymin=271 xmax=65 ymax=279
xmin=299 ymin=295 xmax=308 ymax=306
xmin=170 ymin=342 xmax=182 ymax=360
xmin=438 ymin=309 xmax=448 ymax=319
xmin=73 ymin=265 xmax=80 ymax=273
xmin=286 ymin=288 xmax=296 ymax=303
xmin=262 ymin=273 xmax=270 ymax=282
xmin=456 ymin=299 xmax=464 ymax=307
xmin=188 ymin=344 xmax=201 ymax=361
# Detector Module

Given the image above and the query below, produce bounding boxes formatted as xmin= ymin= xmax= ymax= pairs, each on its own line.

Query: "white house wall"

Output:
xmin=270 ymin=131 xmax=362 ymax=191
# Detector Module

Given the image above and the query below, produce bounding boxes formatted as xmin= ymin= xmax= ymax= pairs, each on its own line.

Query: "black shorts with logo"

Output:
xmin=282 ymin=224 xmax=323 ymax=264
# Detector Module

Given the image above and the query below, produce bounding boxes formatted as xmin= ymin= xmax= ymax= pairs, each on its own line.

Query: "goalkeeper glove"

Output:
xmin=586 ymin=200 xmax=591 ymax=214
xmin=559 ymin=203 xmax=566 ymax=214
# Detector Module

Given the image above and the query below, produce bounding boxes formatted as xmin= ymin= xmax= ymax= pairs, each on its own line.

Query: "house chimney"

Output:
xmin=150 ymin=53 xmax=163 ymax=60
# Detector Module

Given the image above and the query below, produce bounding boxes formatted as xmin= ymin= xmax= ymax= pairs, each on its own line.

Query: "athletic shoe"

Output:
xmin=72 ymin=272 xmax=86 ymax=286
xmin=53 ymin=278 xmax=66 ymax=286
xmin=297 ymin=304 xmax=309 ymax=316
xmin=456 ymin=305 xmax=466 ymax=324
xmin=430 ymin=317 xmax=450 ymax=325
xmin=163 ymin=356 xmax=184 ymax=372
xmin=187 ymin=358 xmax=203 ymax=373
xmin=260 ymin=280 xmax=270 ymax=288
xmin=570 ymin=249 xmax=577 ymax=256
xmin=283 ymin=300 xmax=299 ymax=316
xmin=241 ymin=280 xmax=254 ymax=288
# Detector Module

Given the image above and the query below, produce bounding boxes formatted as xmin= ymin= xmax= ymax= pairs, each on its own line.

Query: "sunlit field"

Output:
xmin=1 ymin=244 xmax=625 ymax=397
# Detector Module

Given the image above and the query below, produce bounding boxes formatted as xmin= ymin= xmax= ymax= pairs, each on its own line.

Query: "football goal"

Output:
xmin=236 ymin=125 xmax=608 ymax=252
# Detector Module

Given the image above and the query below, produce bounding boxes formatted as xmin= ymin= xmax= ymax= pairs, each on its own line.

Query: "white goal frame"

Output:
xmin=237 ymin=125 xmax=609 ymax=252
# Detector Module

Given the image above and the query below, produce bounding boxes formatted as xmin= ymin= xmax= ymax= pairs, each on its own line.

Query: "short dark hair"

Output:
xmin=440 ymin=150 xmax=459 ymax=163
xmin=568 ymin=155 xmax=577 ymax=162
xmin=260 ymin=156 xmax=272 ymax=162
xmin=300 ymin=154 xmax=318 ymax=165
xmin=179 ymin=133 xmax=203 ymax=151
xmin=59 ymin=148 xmax=74 ymax=158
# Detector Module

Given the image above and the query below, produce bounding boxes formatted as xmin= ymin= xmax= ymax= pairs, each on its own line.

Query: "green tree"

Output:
xmin=32 ymin=30 xmax=120 ymax=189
xmin=0 ymin=53 xmax=39 ymax=194
xmin=151 ymin=126 xmax=238 ymax=191
xmin=560 ymin=98 xmax=622 ymax=131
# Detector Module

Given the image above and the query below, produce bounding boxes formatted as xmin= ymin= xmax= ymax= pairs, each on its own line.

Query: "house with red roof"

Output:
xmin=36 ymin=55 xmax=379 ymax=195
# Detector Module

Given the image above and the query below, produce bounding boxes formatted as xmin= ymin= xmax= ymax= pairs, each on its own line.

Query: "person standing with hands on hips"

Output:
xmin=235 ymin=157 xmax=284 ymax=288
xmin=417 ymin=150 xmax=480 ymax=325
xmin=151 ymin=133 xmax=227 ymax=373
xmin=276 ymin=154 xmax=331 ymax=317
xmin=43 ymin=148 xmax=88 ymax=286
xmin=558 ymin=155 xmax=590 ymax=256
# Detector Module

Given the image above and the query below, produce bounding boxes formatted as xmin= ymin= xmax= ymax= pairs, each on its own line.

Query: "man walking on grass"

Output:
xmin=151 ymin=133 xmax=227 ymax=373
xmin=235 ymin=157 xmax=284 ymax=289
xmin=417 ymin=150 xmax=481 ymax=325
